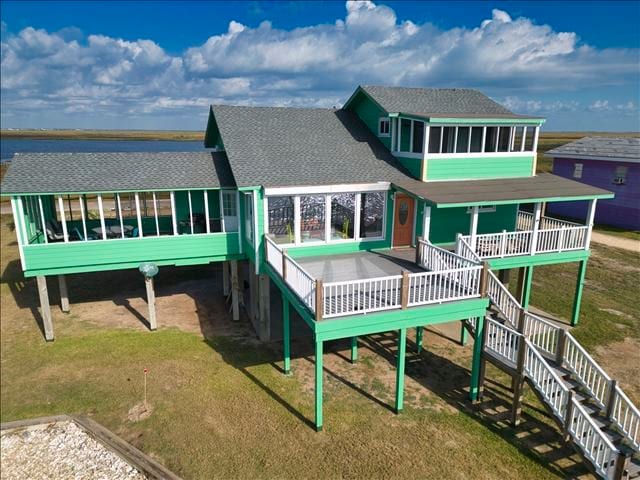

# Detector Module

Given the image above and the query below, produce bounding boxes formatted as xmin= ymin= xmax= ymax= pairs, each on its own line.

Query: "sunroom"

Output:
xmin=2 ymin=152 xmax=243 ymax=277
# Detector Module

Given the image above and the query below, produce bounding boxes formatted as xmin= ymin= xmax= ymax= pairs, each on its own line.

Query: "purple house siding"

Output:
xmin=548 ymin=157 xmax=640 ymax=230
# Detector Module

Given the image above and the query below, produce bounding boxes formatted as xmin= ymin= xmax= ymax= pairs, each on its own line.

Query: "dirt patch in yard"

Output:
xmin=594 ymin=337 xmax=640 ymax=403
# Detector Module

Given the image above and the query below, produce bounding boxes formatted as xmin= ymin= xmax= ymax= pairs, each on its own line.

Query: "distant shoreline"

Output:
xmin=0 ymin=130 xmax=203 ymax=141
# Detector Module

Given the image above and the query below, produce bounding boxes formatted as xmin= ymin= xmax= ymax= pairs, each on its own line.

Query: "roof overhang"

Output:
xmin=388 ymin=112 xmax=545 ymax=125
xmin=546 ymin=153 xmax=639 ymax=163
xmin=392 ymin=173 xmax=614 ymax=208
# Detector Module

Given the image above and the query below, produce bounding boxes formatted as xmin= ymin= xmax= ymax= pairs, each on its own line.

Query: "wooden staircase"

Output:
xmin=454 ymin=237 xmax=640 ymax=480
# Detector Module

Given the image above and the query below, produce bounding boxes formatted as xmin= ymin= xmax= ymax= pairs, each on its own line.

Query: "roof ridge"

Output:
xmin=362 ymin=85 xmax=479 ymax=92
xmin=211 ymin=104 xmax=336 ymax=112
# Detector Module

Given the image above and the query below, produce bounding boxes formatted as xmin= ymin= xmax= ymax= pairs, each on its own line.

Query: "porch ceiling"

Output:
xmin=0 ymin=151 xmax=236 ymax=195
xmin=393 ymin=173 xmax=614 ymax=208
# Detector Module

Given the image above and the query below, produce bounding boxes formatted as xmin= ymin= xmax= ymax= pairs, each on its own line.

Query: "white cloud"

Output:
xmin=1 ymin=1 xmax=638 ymax=130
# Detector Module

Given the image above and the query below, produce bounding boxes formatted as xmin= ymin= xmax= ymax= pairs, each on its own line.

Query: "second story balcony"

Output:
xmin=459 ymin=210 xmax=591 ymax=261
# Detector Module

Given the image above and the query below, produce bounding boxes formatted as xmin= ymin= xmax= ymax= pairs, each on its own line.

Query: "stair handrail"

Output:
xmin=522 ymin=311 xmax=561 ymax=360
xmin=485 ymin=317 xmax=521 ymax=365
xmin=567 ymin=396 xmax=620 ymax=480
xmin=563 ymin=331 xmax=612 ymax=409
xmin=523 ymin=338 xmax=570 ymax=420
xmin=455 ymin=234 xmax=482 ymax=263
xmin=610 ymin=384 xmax=640 ymax=450
xmin=486 ymin=271 xmax=520 ymax=330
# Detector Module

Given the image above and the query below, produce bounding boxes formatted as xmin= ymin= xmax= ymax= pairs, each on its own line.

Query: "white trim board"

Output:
xmin=264 ymin=183 xmax=390 ymax=196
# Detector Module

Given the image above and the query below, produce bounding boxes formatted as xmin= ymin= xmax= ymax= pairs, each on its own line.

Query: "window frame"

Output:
xmin=264 ymin=190 xmax=387 ymax=247
xmin=378 ymin=117 xmax=390 ymax=137
xmin=573 ymin=163 xmax=584 ymax=179
xmin=424 ymin=124 xmax=540 ymax=156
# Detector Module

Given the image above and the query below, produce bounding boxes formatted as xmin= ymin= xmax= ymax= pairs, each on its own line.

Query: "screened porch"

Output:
xmin=12 ymin=189 xmax=240 ymax=246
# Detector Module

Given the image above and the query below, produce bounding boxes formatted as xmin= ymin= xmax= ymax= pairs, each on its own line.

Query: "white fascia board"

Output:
xmin=264 ymin=182 xmax=390 ymax=196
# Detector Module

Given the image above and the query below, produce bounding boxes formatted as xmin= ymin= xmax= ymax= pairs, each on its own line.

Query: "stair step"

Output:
xmin=626 ymin=455 xmax=640 ymax=479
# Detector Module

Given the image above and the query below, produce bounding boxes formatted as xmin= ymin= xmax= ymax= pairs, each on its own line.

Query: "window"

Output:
xmin=428 ymin=126 xmax=442 ymax=153
xmin=470 ymin=127 xmax=483 ymax=152
xmin=613 ymin=165 xmax=628 ymax=185
xmin=466 ymin=205 xmax=496 ymax=214
xmin=573 ymin=163 xmax=583 ymax=179
xmin=330 ymin=193 xmax=355 ymax=240
xmin=267 ymin=196 xmax=294 ymax=244
xmin=360 ymin=192 xmax=385 ymax=238
xmin=412 ymin=121 xmax=424 ymax=153
xmin=378 ymin=118 xmax=390 ymax=136
xmin=300 ymin=195 xmax=325 ymax=243
xmin=456 ymin=127 xmax=470 ymax=153
xmin=484 ymin=127 xmax=498 ymax=152
xmin=524 ymin=128 xmax=535 ymax=151
xmin=400 ymin=119 xmax=412 ymax=152
xmin=497 ymin=127 xmax=511 ymax=152
xmin=442 ymin=127 xmax=456 ymax=153
xmin=244 ymin=192 xmax=254 ymax=245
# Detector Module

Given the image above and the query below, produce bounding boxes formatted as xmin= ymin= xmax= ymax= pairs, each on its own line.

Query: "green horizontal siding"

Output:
xmin=347 ymin=91 xmax=391 ymax=149
xmin=23 ymin=233 xmax=242 ymax=277
xmin=428 ymin=204 xmax=518 ymax=245
xmin=426 ymin=155 xmax=534 ymax=181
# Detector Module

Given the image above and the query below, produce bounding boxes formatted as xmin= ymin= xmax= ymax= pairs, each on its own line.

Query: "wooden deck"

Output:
xmin=296 ymin=248 xmax=422 ymax=283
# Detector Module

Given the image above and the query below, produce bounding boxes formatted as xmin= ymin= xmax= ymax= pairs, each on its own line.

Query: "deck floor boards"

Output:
xmin=296 ymin=249 xmax=422 ymax=283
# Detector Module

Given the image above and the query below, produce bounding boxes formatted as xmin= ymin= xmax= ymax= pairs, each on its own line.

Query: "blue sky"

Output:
xmin=1 ymin=1 xmax=639 ymax=131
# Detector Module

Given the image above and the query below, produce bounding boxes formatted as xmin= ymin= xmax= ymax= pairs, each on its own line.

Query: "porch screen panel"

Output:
xmin=428 ymin=127 xmax=442 ymax=153
xmin=221 ymin=191 xmax=238 ymax=232
xmin=300 ymin=195 xmax=325 ymax=243
xmin=512 ymin=127 xmax=525 ymax=152
xmin=267 ymin=196 xmax=295 ymax=244
xmin=412 ymin=121 xmax=424 ymax=153
xmin=400 ymin=119 xmax=412 ymax=152
xmin=484 ymin=127 xmax=498 ymax=152
xmin=470 ymin=127 xmax=483 ymax=152
xmin=441 ymin=127 xmax=455 ymax=153
xmin=497 ymin=127 xmax=511 ymax=152
xmin=330 ymin=193 xmax=355 ymax=240
xmin=153 ymin=192 xmax=173 ymax=235
xmin=189 ymin=190 xmax=207 ymax=234
xmin=456 ymin=127 xmax=470 ymax=153
xmin=360 ymin=192 xmax=384 ymax=239
xmin=244 ymin=192 xmax=254 ymax=245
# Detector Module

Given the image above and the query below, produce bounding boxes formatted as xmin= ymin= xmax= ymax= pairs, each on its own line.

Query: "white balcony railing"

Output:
xmin=460 ymin=211 xmax=590 ymax=260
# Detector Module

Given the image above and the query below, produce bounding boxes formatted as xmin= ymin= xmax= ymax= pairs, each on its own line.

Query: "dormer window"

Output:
xmin=378 ymin=118 xmax=390 ymax=137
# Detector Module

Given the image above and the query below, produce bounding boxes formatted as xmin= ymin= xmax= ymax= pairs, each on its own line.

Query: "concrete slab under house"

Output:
xmin=2 ymin=85 xmax=638 ymax=479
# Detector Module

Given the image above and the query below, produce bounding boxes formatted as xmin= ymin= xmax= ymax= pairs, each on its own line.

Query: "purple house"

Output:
xmin=547 ymin=137 xmax=639 ymax=230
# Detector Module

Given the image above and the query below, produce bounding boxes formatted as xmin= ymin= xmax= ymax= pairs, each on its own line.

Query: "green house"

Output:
xmin=6 ymin=86 xmax=636 ymax=472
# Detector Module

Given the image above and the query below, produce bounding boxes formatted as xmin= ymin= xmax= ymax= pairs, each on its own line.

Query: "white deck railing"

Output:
xmin=610 ymin=385 xmax=640 ymax=450
xmin=265 ymin=236 xmax=316 ymax=313
xmin=408 ymin=267 xmax=482 ymax=306
xmin=564 ymin=333 xmax=612 ymax=409
xmin=485 ymin=318 xmax=520 ymax=365
xmin=522 ymin=312 xmax=560 ymax=360
xmin=455 ymin=234 xmax=482 ymax=263
xmin=567 ymin=398 xmax=619 ymax=479
xmin=323 ymin=275 xmax=402 ymax=318
xmin=460 ymin=211 xmax=590 ymax=260
xmin=418 ymin=239 xmax=480 ymax=270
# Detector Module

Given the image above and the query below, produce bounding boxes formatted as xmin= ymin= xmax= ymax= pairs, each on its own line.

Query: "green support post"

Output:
xmin=315 ymin=339 xmax=323 ymax=431
xmin=282 ymin=294 xmax=291 ymax=375
xmin=469 ymin=316 xmax=485 ymax=402
xmin=571 ymin=260 xmax=588 ymax=326
xmin=350 ymin=336 xmax=358 ymax=363
xmin=415 ymin=326 xmax=423 ymax=353
xmin=521 ymin=266 xmax=534 ymax=309
xmin=460 ymin=320 xmax=468 ymax=346
xmin=395 ymin=328 xmax=407 ymax=414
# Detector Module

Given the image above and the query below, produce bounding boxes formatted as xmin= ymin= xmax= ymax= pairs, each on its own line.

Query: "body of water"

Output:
xmin=1 ymin=138 xmax=204 ymax=162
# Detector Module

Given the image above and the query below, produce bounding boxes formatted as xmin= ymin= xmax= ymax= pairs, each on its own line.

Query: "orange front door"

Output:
xmin=393 ymin=194 xmax=415 ymax=247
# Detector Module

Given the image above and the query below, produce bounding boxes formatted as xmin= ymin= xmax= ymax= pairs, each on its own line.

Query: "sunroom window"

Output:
xmin=330 ymin=193 xmax=356 ymax=240
xmin=300 ymin=195 xmax=326 ymax=243
xmin=267 ymin=196 xmax=295 ymax=244
xmin=360 ymin=192 xmax=384 ymax=238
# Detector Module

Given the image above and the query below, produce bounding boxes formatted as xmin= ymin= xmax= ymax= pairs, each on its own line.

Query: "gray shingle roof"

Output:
xmin=359 ymin=85 xmax=540 ymax=119
xmin=210 ymin=105 xmax=416 ymax=188
xmin=546 ymin=136 xmax=640 ymax=161
xmin=0 ymin=151 xmax=236 ymax=194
